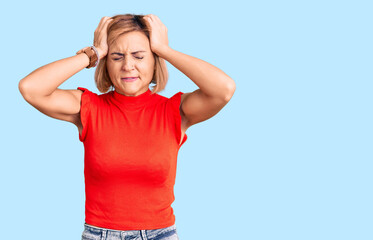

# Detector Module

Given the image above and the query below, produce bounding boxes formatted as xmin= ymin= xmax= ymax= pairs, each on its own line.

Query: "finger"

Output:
xmin=96 ymin=16 xmax=111 ymax=31
xmin=148 ymin=15 xmax=160 ymax=25
xmin=150 ymin=14 xmax=159 ymax=21
xmin=103 ymin=18 xmax=113 ymax=28
xmin=145 ymin=15 xmax=153 ymax=21
xmin=143 ymin=17 xmax=152 ymax=28
xmin=97 ymin=16 xmax=107 ymax=29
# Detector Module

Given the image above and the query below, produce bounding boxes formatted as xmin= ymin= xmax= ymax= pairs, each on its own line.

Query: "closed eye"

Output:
xmin=113 ymin=57 xmax=144 ymax=60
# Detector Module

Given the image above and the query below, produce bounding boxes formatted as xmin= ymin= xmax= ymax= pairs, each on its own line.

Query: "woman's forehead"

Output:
xmin=110 ymin=32 xmax=150 ymax=52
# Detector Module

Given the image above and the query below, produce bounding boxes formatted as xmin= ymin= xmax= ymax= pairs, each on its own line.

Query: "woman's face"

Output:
xmin=107 ymin=31 xmax=155 ymax=96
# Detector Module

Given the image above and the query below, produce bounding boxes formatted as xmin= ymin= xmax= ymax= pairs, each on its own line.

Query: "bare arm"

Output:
xmin=161 ymin=47 xmax=235 ymax=128
xmin=143 ymin=15 xmax=236 ymax=129
xmin=18 ymin=53 xmax=90 ymax=124
xmin=18 ymin=17 xmax=112 ymax=125
xmin=19 ymin=53 xmax=90 ymax=98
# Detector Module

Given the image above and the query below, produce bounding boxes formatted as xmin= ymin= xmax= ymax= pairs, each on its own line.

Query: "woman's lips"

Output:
xmin=121 ymin=77 xmax=138 ymax=82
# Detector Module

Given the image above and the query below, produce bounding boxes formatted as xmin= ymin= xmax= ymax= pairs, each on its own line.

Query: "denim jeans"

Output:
xmin=81 ymin=222 xmax=179 ymax=240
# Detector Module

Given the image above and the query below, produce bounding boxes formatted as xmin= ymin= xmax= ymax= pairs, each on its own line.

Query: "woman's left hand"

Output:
xmin=143 ymin=14 xmax=170 ymax=57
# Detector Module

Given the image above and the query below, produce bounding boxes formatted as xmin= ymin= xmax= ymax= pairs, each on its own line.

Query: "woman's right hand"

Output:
xmin=76 ymin=17 xmax=113 ymax=59
xmin=92 ymin=16 xmax=113 ymax=60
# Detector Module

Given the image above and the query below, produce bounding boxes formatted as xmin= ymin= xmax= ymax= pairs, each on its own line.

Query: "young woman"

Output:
xmin=18 ymin=14 xmax=235 ymax=240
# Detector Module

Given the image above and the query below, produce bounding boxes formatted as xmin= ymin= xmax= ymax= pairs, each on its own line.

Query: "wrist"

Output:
xmin=78 ymin=46 xmax=98 ymax=69
xmin=78 ymin=50 xmax=90 ymax=67
xmin=94 ymin=47 xmax=106 ymax=60
xmin=155 ymin=46 xmax=172 ymax=59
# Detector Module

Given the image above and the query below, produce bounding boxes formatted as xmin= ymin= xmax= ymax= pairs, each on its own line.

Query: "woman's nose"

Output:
xmin=122 ymin=59 xmax=135 ymax=71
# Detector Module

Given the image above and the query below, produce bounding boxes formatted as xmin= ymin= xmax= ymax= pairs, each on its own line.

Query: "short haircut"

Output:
xmin=95 ymin=14 xmax=168 ymax=94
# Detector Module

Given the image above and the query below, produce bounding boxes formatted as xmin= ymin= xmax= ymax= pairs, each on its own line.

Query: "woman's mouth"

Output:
xmin=121 ymin=77 xmax=138 ymax=82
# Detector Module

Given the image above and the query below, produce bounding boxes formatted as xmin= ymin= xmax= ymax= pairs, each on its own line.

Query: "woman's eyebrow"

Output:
xmin=111 ymin=51 xmax=146 ymax=56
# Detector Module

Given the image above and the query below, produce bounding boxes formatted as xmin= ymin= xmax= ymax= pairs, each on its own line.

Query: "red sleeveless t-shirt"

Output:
xmin=77 ymin=87 xmax=187 ymax=230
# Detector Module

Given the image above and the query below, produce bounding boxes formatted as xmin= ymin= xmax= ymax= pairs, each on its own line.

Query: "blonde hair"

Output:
xmin=94 ymin=14 xmax=168 ymax=94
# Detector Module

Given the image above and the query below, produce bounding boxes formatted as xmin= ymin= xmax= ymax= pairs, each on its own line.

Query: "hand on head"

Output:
xmin=143 ymin=14 xmax=170 ymax=56
xmin=93 ymin=16 xmax=114 ymax=59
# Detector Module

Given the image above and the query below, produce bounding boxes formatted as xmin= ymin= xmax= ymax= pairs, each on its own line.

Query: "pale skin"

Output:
xmin=18 ymin=15 xmax=236 ymax=146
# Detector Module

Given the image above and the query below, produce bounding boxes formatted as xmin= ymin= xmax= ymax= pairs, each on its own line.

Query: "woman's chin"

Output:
xmin=121 ymin=87 xmax=148 ymax=96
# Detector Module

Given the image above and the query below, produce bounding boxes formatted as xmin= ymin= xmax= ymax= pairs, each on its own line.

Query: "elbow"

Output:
xmin=18 ymin=79 xmax=27 ymax=98
xmin=18 ymin=79 xmax=32 ymax=101
xmin=223 ymin=78 xmax=236 ymax=102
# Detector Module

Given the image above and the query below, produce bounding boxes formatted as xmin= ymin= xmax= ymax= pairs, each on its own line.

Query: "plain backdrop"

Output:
xmin=1 ymin=0 xmax=372 ymax=239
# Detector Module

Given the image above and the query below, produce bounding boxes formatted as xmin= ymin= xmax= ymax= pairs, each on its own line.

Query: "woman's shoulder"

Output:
xmin=155 ymin=91 xmax=185 ymax=101
xmin=76 ymin=87 xmax=110 ymax=107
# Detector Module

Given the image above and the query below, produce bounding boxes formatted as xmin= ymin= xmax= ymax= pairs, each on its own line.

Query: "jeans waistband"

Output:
xmin=84 ymin=222 xmax=176 ymax=232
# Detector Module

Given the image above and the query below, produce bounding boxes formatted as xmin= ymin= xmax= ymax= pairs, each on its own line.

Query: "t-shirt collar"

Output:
xmin=112 ymin=88 xmax=153 ymax=108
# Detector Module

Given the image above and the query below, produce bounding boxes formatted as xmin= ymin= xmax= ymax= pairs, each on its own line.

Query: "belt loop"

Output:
xmin=101 ymin=229 xmax=107 ymax=240
xmin=140 ymin=230 xmax=148 ymax=240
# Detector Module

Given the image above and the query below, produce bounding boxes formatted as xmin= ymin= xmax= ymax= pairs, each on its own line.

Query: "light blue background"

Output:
xmin=1 ymin=1 xmax=372 ymax=239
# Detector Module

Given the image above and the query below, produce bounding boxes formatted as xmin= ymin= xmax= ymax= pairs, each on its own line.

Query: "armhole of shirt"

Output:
xmin=77 ymin=87 xmax=92 ymax=142
xmin=168 ymin=91 xmax=188 ymax=147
